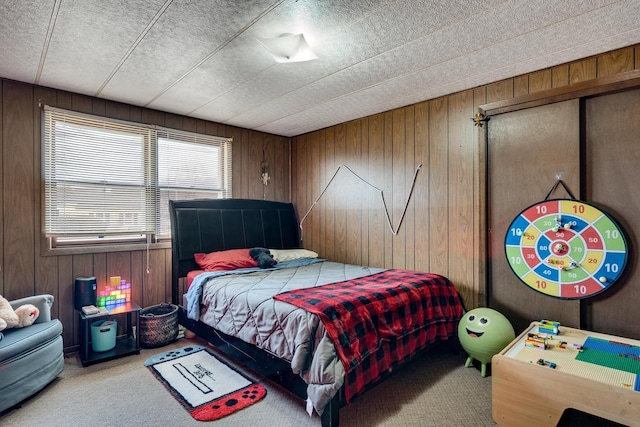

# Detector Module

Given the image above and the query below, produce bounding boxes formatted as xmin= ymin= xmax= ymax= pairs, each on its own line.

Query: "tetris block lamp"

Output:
xmin=97 ymin=276 xmax=132 ymax=308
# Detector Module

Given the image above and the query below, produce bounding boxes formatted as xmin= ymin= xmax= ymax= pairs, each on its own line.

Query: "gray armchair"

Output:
xmin=0 ymin=294 xmax=64 ymax=413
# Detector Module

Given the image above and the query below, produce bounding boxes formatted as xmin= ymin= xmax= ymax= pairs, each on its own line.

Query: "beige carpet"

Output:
xmin=1 ymin=337 xmax=496 ymax=427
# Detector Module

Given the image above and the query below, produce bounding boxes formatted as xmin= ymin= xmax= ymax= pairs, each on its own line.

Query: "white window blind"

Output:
xmin=42 ymin=106 xmax=232 ymax=243
xmin=157 ymin=129 xmax=232 ymax=238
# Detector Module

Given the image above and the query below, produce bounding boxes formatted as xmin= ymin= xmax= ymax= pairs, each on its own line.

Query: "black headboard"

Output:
xmin=169 ymin=198 xmax=301 ymax=304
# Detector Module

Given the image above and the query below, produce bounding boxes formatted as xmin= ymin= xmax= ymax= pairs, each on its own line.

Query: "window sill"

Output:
xmin=42 ymin=240 xmax=171 ymax=256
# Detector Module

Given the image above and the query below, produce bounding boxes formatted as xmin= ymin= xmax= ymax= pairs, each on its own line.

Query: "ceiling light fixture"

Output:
xmin=257 ymin=33 xmax=318 ymax=63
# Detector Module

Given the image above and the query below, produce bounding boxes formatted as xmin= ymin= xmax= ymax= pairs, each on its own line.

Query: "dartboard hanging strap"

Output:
xmin=544 ymin=179 xmax=576 ymax=201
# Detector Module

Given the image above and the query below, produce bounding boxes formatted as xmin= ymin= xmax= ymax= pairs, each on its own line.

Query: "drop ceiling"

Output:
xmin=1 ymin=0 xmax=639 ymax=137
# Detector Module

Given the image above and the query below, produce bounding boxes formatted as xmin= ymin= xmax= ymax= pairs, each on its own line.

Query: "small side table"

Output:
xmin=79 ymin=302 xmax=141 ymax=367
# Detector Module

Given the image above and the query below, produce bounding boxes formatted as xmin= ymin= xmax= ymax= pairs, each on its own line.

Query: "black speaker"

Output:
xmin=74 ymin=276 xmax=97 ymax=310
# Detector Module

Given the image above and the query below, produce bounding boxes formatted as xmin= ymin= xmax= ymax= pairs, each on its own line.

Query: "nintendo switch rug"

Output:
xmin=144 ymin=345 xmax=266 ymax=421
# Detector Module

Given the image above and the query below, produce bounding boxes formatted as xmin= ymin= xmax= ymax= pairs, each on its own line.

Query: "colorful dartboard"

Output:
xmin=505 ymin=199 xmax=628 ymax=299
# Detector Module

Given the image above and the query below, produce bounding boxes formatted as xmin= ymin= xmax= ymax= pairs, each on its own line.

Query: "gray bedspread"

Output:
xmin=189 ymin=260 xmax=384 ymax=414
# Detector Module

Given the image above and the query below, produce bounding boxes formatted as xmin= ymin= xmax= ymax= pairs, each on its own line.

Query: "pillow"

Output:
xmin=194 ymin=249 xmax=258 ymax=271
xmin=268 ymin=248 xmax=318 ymax=262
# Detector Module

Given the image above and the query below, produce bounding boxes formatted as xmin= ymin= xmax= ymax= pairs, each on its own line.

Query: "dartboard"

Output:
xmin=505 ymin=199 xmax=628 ymax=299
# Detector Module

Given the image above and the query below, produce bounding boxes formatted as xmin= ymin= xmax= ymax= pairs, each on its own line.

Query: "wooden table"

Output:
xmin=492 ymin=322 xmax=640 ymax=426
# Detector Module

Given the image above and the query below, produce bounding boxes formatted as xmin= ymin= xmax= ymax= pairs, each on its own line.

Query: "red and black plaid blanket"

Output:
xmin=274 ymin=269 xmax=463 ymax=403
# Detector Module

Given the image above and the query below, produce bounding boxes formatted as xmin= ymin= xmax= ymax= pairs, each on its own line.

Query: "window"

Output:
xmin=42 ymin=106 xmax=232 ymax=248
xmin=157 ymin=128 xmax=232 ymax=237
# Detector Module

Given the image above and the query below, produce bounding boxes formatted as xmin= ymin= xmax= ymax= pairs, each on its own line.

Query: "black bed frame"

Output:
xmin=169 ymin=198 xmax=460 ymax=426
xmin=169 ymin=198 xmax=341 ymax=426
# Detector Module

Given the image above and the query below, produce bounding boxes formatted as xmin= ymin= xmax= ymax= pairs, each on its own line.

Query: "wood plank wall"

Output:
xmin=0 ymin=78 xmax=289 ymax=351
xmin=291 ymin=45 xmax=640 ymax=312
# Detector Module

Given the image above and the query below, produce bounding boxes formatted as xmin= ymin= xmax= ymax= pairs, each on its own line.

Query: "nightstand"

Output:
xmin=79 ymin=302 xmax=141 ymax=367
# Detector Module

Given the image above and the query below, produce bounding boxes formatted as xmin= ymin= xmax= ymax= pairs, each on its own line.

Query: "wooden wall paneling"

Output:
xmin=597 ymin=47 xmax=634 ymax=78
xmin=513 ymin=75 xmax=529 ymax=98
xmin=164 ymin=248 xmax=172 ymax=304
xmin=33 ymin=86 xmax=58 ymax=307
xmin=448 ymin=90 xmax=475 ymax=308
xmin=383 ymin=112 xmax=393 ymax=268
xmin=310 ymin=131 xmax=320 ymax=255
xmin=274 ymin=135 xmax=289 ymax=203
xmin=486 ymin=79 xmax=514 ymax=104
xmin=206 ymin=120 xmax=219 ymax=137
xmin=129 ymin=105 xmax=142 ymax=123
xmin=141 ymin=108 xmax=165 ymax=127
xmin=323 ymin=127 xmax=336 ymax=260
xmin=145 ymin=249 xmax=167 ymax=306
xmin=346 ymin=120 xmax=362 ymax=266
xmin=107 ymin=252 xmax=131 ymax=286
xmin=487 ymin=100 xmax=581 ymax=334
xmin=552 ymin=64 xmax=569 ymax=88
xmin=3 ymin=80 xmax=35 ymax=299
xmin=392 ymin=109 xmax=406 ymax=269
xmin=529 ymin=69 xmax=552 ymax=94
xmin=93 ymin=253 xmax=108 ymax=295
xmin=248 ymin=131 xmax=263 ymax=200
xmin=290 ymin=138 xmax=297 ymax=214
xmin=404 ymin=106 xmax=415 ymax=271
xmin=360 ymin=121 xmax=370 ymax=267
xmin=300 ymin=133 xmax=310 ymax=248
xmin=227 ymin=124 xmax=239 ymax=139
xmin=334 ymin=124 xmax=346 ymax=262
xmin=263 ymin=133 xmax=275 ymax=201
xmin=569 ymin=57 xmax=597 ymax=84
xmin=585 ymin=88 xmax=640 ymax=340
xmin=105 ymin=100 xmax=131 ymax=121
xmin=473 ymin=87 xmax=488 ymax=309
xmin=367 ymin=114 xmax=384 ymax=268
xmin=428 ymin=97 xmax=449 ymax=276
xmin=91 ymin=98 xmax=106 ymax=116
xmin=71 ymin=254 xmax=97 ymax=285
xmin=71 ymin=93 xmax=92 ymax=114
xmin=165 ymin=113 xmax=183 ymax=131
xmin=130 ymin=250 xmax=144 ymax=308
xmin=636 ymin=46 xmax=640 ymax=69
xmin=293 ymin=136 xmax=306 ymax=246
xmin=413 ymin=102 xmax=430 ymax=273
xmin=58 ymin=255 xmax=74 ymax=347
xmin=183 ymin=116 xmax=197 ymax=133
xmin=196 ymin=118 xmax=207 ymax=134
xmin=316 ymin=130 xmax=326 ymax=257
xmin=230 ymin=125 xmax=244 ymax=199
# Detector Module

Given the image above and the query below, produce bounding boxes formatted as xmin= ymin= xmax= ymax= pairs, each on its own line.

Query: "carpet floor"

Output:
xmin=0 ymin=336 xmax=496 ymax=427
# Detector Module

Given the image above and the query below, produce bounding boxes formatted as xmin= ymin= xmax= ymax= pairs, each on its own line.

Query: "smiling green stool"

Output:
xmin=458 ymin=307 xmax=515 ymax=377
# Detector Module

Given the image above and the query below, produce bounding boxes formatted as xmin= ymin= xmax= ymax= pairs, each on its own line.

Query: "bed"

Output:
xmin=169 ymin=198 xmax=464 ymax=426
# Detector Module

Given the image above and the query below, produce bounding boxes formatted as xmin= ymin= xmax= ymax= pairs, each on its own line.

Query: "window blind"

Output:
xmin=42 ymin=106 xmax=233 ymax=242
xmin=157 ymin=128 xmax=232 ymax=238
xmin=43 ymin=107 xmax=156 ymax=237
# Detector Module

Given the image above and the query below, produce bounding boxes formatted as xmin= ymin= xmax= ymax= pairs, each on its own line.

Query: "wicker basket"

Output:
xmin=139 ymin=303 xmax=179 ymax=348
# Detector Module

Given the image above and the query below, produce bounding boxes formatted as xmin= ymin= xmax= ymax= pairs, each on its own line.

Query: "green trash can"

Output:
xmin=91 ymin=320 xmax=117 ymax=352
